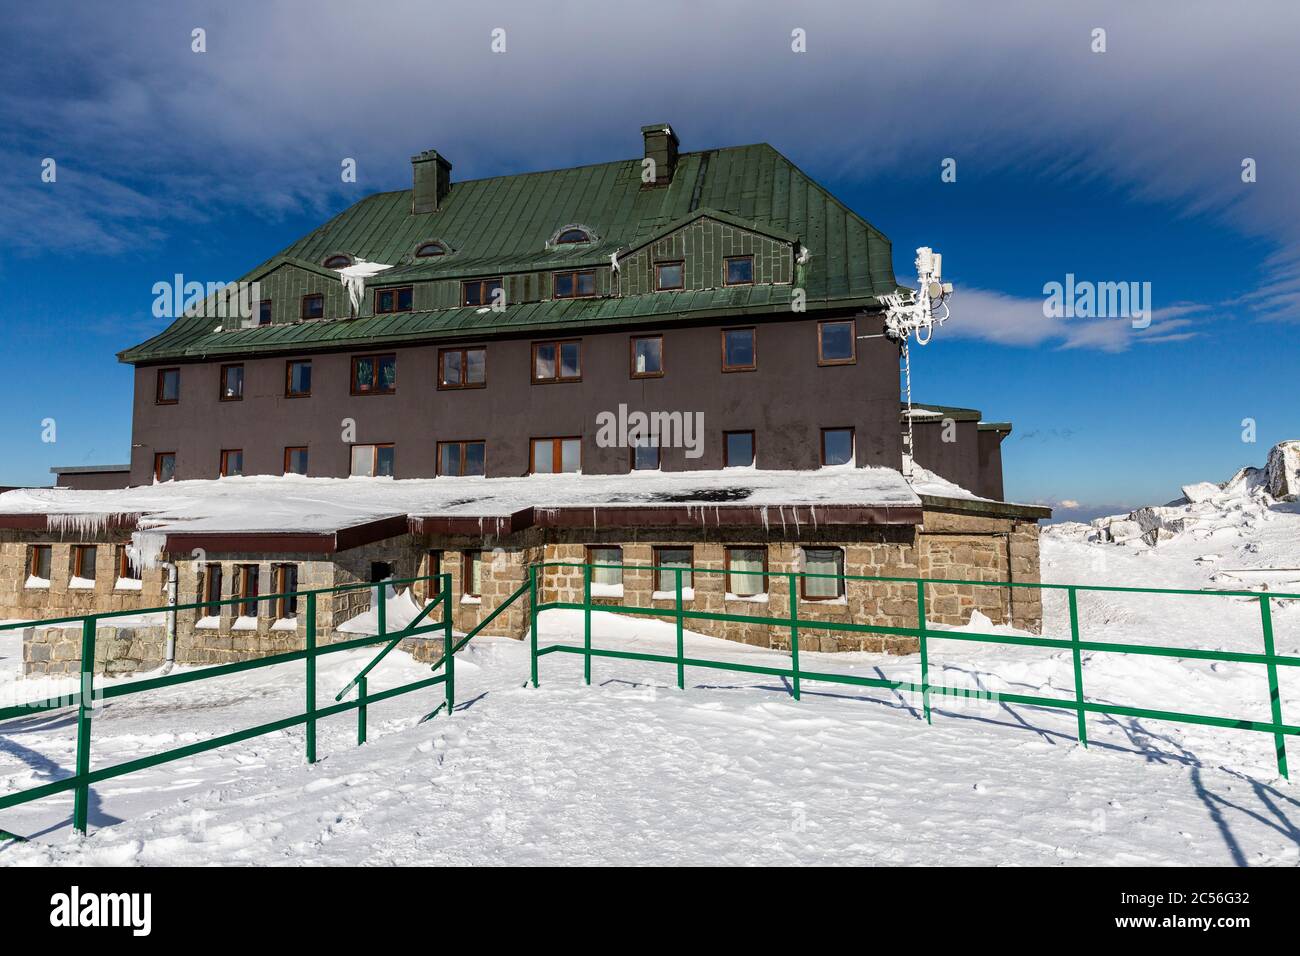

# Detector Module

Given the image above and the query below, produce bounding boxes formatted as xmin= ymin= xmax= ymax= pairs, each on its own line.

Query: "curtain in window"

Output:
xmin=655 ymin=550 xmax=692 ymax=592
xmin=728 ymin=550 xmax=765 ymax=596
xmin=803 ymin=549 xmax=844 ymax=598
xmin=590 ymin=547 xmax=623 ymax=586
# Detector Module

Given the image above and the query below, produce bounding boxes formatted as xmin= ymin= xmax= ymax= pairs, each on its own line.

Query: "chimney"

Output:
xmin=641 ymin=123 xmax=679 ymax=186
xmin=411 ymin=149 xmax=453 ymax=214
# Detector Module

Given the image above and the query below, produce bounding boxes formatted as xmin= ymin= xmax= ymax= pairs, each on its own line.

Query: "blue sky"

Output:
xmin=1 ymin=1 xmax=1297 ymax=519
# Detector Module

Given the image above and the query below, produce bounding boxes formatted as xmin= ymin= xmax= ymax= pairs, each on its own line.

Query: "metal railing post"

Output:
xmin=1068 ymin=587 xmax=1088 ymax=747
xmin=445 ymin=595 xmax=456 ymax=715
xmin=583 ymin=563 xmax=592 ymax=686
xmin=916 ymin=579 xmax=931 ymax=724
xmin=1259 ymin=595 xmax=1289 ymax=778
xmin=357 ymin=675 xmax=367 ymax=745
xmin=787 ymin=572 xmax=801 ymax=701
xmin=306 ymin=592 xmax=317 ymax=764
xmin=675 ymin=568 xmax=685 ymax=690
xmin=529 ymin=564 xmax=539 ymax=688
xmin=72 ymin=616 xmax=96 ymax=835
xmin=377 ymin=581 xmax=386 ymax=638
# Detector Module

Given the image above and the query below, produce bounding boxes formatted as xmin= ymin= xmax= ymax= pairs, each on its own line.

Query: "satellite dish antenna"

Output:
xmin=879 ymin=247 xmax=954 ymax=477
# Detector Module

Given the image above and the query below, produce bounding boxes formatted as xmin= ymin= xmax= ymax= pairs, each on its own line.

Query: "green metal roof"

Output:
xmin=121 ymin=143 xmax=897 ymax=364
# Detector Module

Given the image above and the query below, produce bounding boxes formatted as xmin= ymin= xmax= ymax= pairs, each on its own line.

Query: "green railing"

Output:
xmin=529 ymin=562 xmax=1300 ymax=778
xmin=0 ymin=573 xmax=452 ymax=836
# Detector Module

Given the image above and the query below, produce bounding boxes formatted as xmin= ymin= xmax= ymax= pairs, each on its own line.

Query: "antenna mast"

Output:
xmin=880 ymin=247 xmax=953 ymax=477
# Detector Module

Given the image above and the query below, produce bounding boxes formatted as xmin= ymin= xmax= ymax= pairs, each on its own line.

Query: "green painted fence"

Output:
xmin=529 ymin=561 xmax=1299 ymax=778
xmin=0 ymin=573 xmax=452 ymax=836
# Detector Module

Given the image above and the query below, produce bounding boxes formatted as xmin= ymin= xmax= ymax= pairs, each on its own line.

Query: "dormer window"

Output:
xmin=323 ymin=254 xmax=353 ymax=269
xmin=414 ymin=241 xmax=446 ymax=258
xmin=555 ymin=228 xmax=591 ymax=245
xmin=724 ymin=255 xmax=754 ymax=286
xmin=374 ymin=286 xmax=413 ymax=314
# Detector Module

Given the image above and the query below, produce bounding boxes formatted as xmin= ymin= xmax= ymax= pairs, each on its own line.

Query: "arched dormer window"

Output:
xmin=555 ymin=228 xmax=591 ymax=245
xmin=414 ymin=241 xmax=447 ymax=258
xmin=323 ymin=254 xmax=353 ymax=269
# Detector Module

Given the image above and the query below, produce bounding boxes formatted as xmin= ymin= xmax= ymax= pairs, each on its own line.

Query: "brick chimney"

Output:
xmin=641 ymin=123 xmax=679 ymax=186
xmin=411 ymin=149 xmax=453 ymax=214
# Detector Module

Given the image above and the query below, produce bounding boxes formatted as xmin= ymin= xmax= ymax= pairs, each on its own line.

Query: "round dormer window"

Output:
xmin=323 ymin=254 xmax=353 ymax=269
xmin=415 ymin=241 xmax=447 ymax=258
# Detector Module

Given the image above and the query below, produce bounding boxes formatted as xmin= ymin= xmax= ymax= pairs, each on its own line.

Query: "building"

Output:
xmin=7 ymin=124 xmax=1048 ymax=674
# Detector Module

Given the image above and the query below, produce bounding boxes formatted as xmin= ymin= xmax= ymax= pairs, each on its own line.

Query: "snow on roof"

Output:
xmin=902 ymin=458 xmax=989 ymax=502
xmin=0 ymin=468 xmax=921 ymax=537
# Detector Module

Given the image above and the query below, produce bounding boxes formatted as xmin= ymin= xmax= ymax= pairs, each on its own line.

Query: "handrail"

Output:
xmin=335 ymin=581 xmax=450 ymax=702
xmin=424 ymin=577 xmax=533 ymax=672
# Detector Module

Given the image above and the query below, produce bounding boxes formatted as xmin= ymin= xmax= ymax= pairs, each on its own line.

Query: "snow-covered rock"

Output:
xmin=1266 ymin=440 xmax=1300 ymax=501
xmin=1180 ymin=481 xmax=1221 ymax=504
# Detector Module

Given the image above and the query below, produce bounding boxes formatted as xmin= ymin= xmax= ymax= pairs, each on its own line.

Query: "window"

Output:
xmin=437 ymin=441 xmax=486 ymax=477
xmin=28 ymin=545 xmax=52 ymax=581
xmin=553 ymin=270 xmax=596 ymax=299
xmin=273 ymin=564 xmax=299 ymax=619
xmin=219 ymin=363 xmax=244 ymax=401
xmin=555 ymin=228 xmax=591 ymax=244
xmin=653 ymin=547 xmax=693 ymax=594
xmin=631 ymin=443 xmax=660 ymax=471
xmin=726 ymin=548 xmax=767 ymax=598
xmin=284 ymin=446 xmax=309 ymax=475
xmin=116 ymin=545 xmax=140 ymax=582
xmin=802 ymin=548 xmax=845 ymax=601
xmin=374 ymin=286 xmax=414 ymax=314
xmin=203 ymin=563 xmax=223 ymax=613
xmin=462 ymin=277 xmax=503 ymax=307
xmin=532 ymin=340 xmax=581 ymax=383
xmin=423 ymin=551 xmax=441 ymax=600
xmin=154 ymin=452 xmax=177 ymax=482
xmin=723 ymin=431 xmax=755 ymax=468
xmin=655 ymin=261 xmax=684 ymax=291
xmin=821 ymin=428 xmax=854 ymax=467
xmin=530 ymin=437 xmax=581 ymax=474
xmin=350 ymin=443 xmax=395 ymax=477
xmin=220 ymin=449 xmax=244 ymax=477
xmin=724 ymin=255 xmax=754 ymax=286
xmin=818 ymin=319 xmax=857 ymax=365
xmin=587 ymin=546 xmax=623 ymax=590
xmin=462 ymin=551 xmax=483 ymax=598
xmin=630 ymin=335 xmax=663 ymax=378
xmin=370 ymin=562 xmax=393 ymax=584
xmin=72 ymin=545 xmax=98 ymax=584
xmin=438 ymin=347 xmax=486 ymax=389
xmin=156 ymin=368 xmax=180 ymax=404
xmin=301 ymin=293 xmax=325 ymax=320
xmin=235 ymin=564 xmax=259 ymax=617
xmin=323 ymin=254 xmax=352 ymax=269
xmin=415 ymin=241 xmax=446 ymax=258
xmin=258 ymin=299 xmax=272 ymax=326
xmin=285 ymin=360 xmax=312 ymax=397
xmin=722 ymin=327 xmax=756 ymax=371
xmin=351 ymin=353 xmax=397 ymax=395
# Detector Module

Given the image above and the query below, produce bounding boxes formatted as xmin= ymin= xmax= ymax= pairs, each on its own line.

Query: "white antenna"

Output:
xmin=879 ymin=247 xmax=954 ymax=477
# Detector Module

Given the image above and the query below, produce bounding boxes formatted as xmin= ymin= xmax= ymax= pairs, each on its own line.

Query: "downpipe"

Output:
xmin=160 ymin=561 xmax=178 ymax=673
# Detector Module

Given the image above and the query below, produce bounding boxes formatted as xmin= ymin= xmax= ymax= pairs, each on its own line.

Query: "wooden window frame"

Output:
xmin=820 ymin=427 xmax=855 ymax=467
xmin=652 ymin=546 xmax=694 ymax=594
xmin=723 ymin=254 xmax=755 ymax=287
xmin=218 ymin=363 xmax=244 ymax=402
xmin=29 ymin=544 xmax=52 ymax=580
xmin=462 ymin=551 xmax=483 ymax=598
xmin=155 ymin=367 xmax=180 ymax=405
xmin=723 ymin=430 xmax=756 ymax=468
xmin=800 ymin=547 xmax=846 ymax=601
xmin=552 ymin=269 xmax=598 ymax=300
xmin=629 ymin=443 xmax=660 ymax=471
xmin=423 ymin=551 xmax=442 ymax=600
xmin=154 ymin=452 xmax=177 ymax=483
xmin=529 ymin=436 xmax=581 ymax=474
xmin=273 ymin=563 xmax=299 ymax=619
xmin=283 ymin=446 xmax=308 ymax=476
xmin=116 ymin=545 xmax=140 ymax=581
xmin=629 ymin=334 xmax=664 ymax=379
xmin=203 ymin=563 xmax=223 ymax=612
xmin=436 ymin=440 xmax=487 ymax=477
xmin=373 ymin=285 xmax=414 ymax=315
xmin=725 ymin=547 xmax=769 ymax=597
xmin=461 ymin=277 xmax=503 ymax=307
xmin=721 ymin=327 xmax=757 ymax=372
xmin=350 ymin=353 xmax=397 ymax=396
xmin=258 ymin=299 xmax=273 ymax=326
xmin=654 ymin=260 xmax=685 ymax=291
xmin=350 ymin=442 xmax=395 ymax=477
xmin=531 ymin=340 xmax=582 ymax=384
xmin=285 ymin=359 xmax=312 ymax=398
xmin=235 ymin=564 xmax=260 ymax=618
xmin=817 ymin=319 xmax=858 ymax=366
xmin=301 ymin=293 xmax=325 ymax=320
xmin=72 ymin=545 xmax=98 ymax=582
xmin=219 ymin=449 xmax=243 ymax=477
xmin=437 ymin=346 xmax=487 ymax=390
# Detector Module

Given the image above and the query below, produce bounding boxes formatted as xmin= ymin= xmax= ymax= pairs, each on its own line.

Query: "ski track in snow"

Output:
xmin=3 ymin=531 xmax=1300 ymax=866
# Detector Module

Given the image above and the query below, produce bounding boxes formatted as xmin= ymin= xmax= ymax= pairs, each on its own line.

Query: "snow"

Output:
xmin=336 ymin=260 xmax=393 ymax=313
xmin=589 ymin=583 xmax=623 ymax=598
xmin=651 ymin=588 xmax=695 ymax=601
xmin=195 ymin=616 xmax=220 ymax=630
xmin=272 ymin=618 xmax=298 ymax=632
xmin=337 ymin=586 xmax=427 ymax=636
xmin=68 ymin=576 xmax=95 ymax=590
xmin=231 ymin=616 xmax=258 ymax=631
xmin=114 ymin=577 xmax=143 ymax=591
xmin=24 ymin=575 xmax=49 ymax=590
